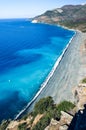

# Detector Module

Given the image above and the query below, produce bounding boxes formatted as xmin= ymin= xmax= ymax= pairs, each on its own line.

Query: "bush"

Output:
xmin=21 ymin=114 xmax=29 ymax=120
xmin=82 ymin=78 xmax=86 ymax=83
xmin=57 ymin=101 xmax=75 ymax=118
xmin=0 ymin=120 xmax=10 ymax=130
xmin=18 ymin=122 xmax=27 ymax=130
xmin=33 ymin=96 xmax=54 ymax=115
xmin=32 ymin=113 xmax=51 ymax=130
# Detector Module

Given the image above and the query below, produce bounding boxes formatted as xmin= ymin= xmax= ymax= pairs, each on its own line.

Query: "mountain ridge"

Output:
xmin=33 ymin=4 xmax=86 ymax=32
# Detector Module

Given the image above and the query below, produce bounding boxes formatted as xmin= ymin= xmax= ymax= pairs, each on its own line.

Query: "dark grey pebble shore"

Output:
xmin=17 ymin=31 xmax=86 ymax=118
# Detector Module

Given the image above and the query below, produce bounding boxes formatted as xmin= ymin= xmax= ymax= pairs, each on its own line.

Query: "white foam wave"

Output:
xmin=15 ymin=32 xmax=76 ymax=120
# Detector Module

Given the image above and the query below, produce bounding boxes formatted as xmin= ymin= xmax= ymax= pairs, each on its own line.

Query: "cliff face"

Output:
xmin=33 ymin=4 xmax=86 ymax=32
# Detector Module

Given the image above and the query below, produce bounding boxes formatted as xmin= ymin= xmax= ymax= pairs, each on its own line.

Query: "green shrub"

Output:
xmin=18 ymin=122 xmax=27 ymax=130
xmin=32 ymin=113 xmax=51 ymax=130
xmin=33 ymin=96 xmax=54 ymax=115
xmin=57 ymin=101 xmax=75 ymax=118
xmin=45 ymin=106 xmax=59 ymax=120
xmin=82 ymin=78 xmax=86 ymax=83
xmin=21 ymin=113 xmax=29 ymax=120
xmin=0 ymin=120 xmax=10 ymax=130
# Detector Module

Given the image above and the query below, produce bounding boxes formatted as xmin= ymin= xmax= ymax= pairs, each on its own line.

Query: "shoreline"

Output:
xmin=15 ymin=29 xmax=76 ymax=120
xmin=31 ymin=20 xmax=76 ymax=32
xmin=25 ymin=31 xmax=86 ymax=112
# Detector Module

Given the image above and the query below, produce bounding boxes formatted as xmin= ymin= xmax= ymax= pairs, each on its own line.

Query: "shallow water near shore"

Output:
xmin=0 ymin=19 xmax=74 ymax=121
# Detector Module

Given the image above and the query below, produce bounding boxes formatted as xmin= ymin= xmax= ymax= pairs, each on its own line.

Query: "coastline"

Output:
xmin=14 ymin=23 xmax=86 ymax=120
xmin=25 ymin=31 xmax=86 ymax=112
xmin=15 ymin=29 xmax=76 ymax=119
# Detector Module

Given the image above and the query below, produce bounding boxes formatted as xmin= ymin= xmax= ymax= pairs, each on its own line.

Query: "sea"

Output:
xmin=0 ymin=19 xmax=75 ymax=122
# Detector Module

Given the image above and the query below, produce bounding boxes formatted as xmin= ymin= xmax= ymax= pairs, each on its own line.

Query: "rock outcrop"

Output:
xmin=45 ymin=82 xmax=86 ymax=130
xmin=73 ymin=83 xmax=86 ymax=110
xmin=45 ymin=111 xmax=73 ymax=130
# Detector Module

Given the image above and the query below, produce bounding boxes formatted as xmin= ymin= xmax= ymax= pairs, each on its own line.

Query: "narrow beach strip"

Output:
xmin=15 ymin=30 xmax=76 ymax=120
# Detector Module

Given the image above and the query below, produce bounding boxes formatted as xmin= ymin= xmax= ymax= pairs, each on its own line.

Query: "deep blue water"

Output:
xmin=0 ymin=19 xmax=74 ymax=122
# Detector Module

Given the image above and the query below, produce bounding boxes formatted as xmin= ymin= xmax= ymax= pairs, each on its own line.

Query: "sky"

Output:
xmin=0 ymin=0 xmax=86 ymax=18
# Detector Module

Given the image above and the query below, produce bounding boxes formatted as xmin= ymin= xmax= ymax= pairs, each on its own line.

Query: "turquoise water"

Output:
xmin=0 ymin=19 xmax=75 ymax=121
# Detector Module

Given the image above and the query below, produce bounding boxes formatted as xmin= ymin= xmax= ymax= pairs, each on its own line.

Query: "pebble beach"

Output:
xmin=27 ymin=31 xmax=86 ymax=112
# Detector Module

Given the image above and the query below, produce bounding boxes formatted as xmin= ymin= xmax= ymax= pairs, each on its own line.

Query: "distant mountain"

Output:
xmin=33 ymin=4 xmax=86 ymax=32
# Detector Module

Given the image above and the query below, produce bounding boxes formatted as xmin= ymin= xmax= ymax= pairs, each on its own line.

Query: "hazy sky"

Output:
xmin=0 ymin=0 xmax=86 ymax=18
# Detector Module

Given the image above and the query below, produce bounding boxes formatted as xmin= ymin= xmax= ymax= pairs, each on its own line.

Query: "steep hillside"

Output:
xmin=33 ymin=4 xmax=86 ymax=32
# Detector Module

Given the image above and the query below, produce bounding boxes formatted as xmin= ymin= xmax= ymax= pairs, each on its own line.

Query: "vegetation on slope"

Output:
xmin=0 ymin=120 xmax=10 ymax=130
xmin=31 ymin=97 xmax=75 ymax=130
xmin=34 ymin=4 xmax=86 ymax=32
xmin=0 ymin=97 xmax=75 ymax=130
xmin=0 ymin=96 xmax=75 ymax=130
xmin=57 ymin=100 xmax=75 ymax=118
xmin=18 ymin=122 xmax=28 ymax=130
xmin=82 ymin=78 xmax=86 ymax=83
